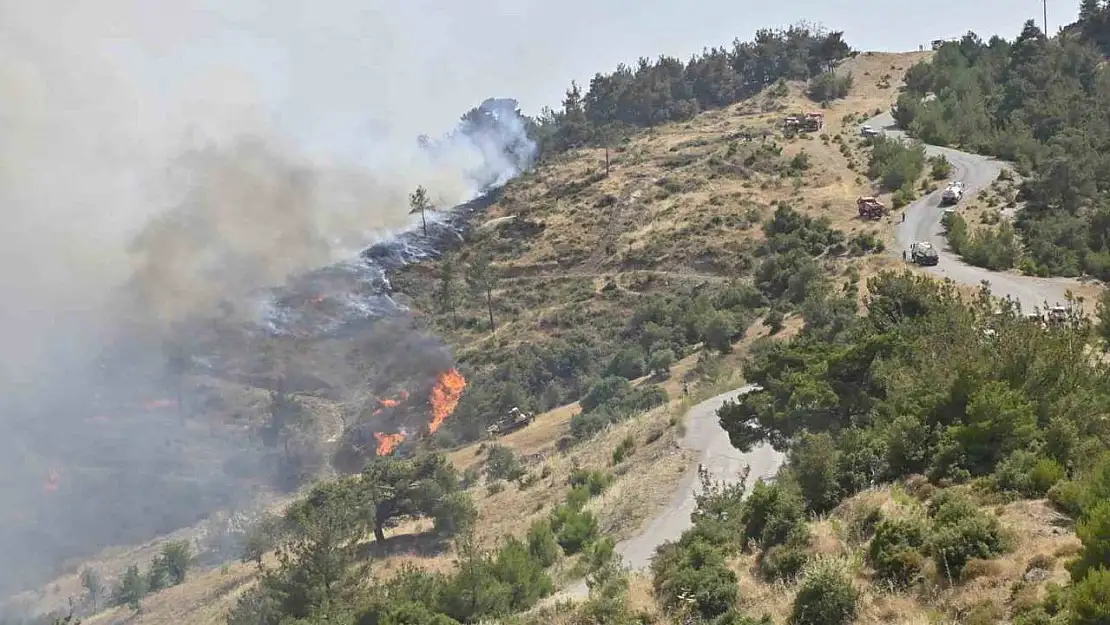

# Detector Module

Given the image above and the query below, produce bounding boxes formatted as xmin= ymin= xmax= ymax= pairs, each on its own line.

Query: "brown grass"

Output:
xmin=28 ymin=51 xmax=1054 ymax=625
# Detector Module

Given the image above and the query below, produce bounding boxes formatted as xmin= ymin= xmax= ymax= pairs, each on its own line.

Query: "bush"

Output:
xmin=580 ymin=377 xmax=633 ymax=412
xmin=789 ymin=559 xmax=859 ymax=625
xmin=760 ymin=542 xmax=810 ymax=581
xmin=867 ymin=135 xmax=926 ymax=192
xmin=929 ymin=155 xmax=952 ymax=179
xmin=568 ymin=468 xmax=615 ymax=496
xmin=651 ymin=539 xmax=739 ymax=620
xmin=550 ymin=502 xmax=600 ymax=555
xmin=995 ymin=451 xmax=1065 ymax=498
xmin=741 ymin=480 xmax=809 ymax=550
xmin=928 ymin=492 xmax=1010 ymax=580
xmin=611 ymin=435 xmax=636 ymax=464
xmin=485 ymin=444 xmax=525 ymax=482
xmin=868 ymin=517 xmax=929 ymax=589
xmin=606 ymin=347 xmax=647 ymax=380
xmin=790 ymin=432 xmax=843 ymax=514
xmin=1070 ymin=567 xmax=1110 ymax=625
xmin=807 ymin=71 xmax=854 ymax=102
xmin=1070 ymin=500 xmax=1110 ymax=580
xmin=891 ymin=187 xmax=914 ymax=208
xmin=1048 ymin=479 xmax=1087 ymax=517
xmin=647 ymin=348 xmax=676 ymax=376
xmin=526 ymin=519 xmax=561 ymax=567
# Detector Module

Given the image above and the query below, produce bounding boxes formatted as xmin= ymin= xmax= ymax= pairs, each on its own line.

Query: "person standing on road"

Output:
xmin=902 ymin=212 xmax=906 ymax=223
xmin=902 ymin=250 xmax=907 ymax=262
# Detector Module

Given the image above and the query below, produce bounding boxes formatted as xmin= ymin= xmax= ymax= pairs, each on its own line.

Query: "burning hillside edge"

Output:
xmin=0 ymin=98 xmax=535 ymax=610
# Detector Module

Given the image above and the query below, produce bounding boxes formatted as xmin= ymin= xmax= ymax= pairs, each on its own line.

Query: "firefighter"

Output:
xmin=902 ymin=212 xmax=906 ymax=223
xmin=902 ymin=250 xmax=907 ymax=262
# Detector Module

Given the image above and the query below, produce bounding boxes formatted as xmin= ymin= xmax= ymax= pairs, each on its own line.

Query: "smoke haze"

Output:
xmin=0 ymin=0 xmax=538 ymax=605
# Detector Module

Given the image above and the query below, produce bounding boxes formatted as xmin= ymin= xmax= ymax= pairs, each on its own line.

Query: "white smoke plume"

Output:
xmin=0 ymin=0 xmax=536 ymax=605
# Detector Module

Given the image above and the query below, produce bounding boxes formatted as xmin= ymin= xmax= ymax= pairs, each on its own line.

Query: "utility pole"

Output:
xmin=1043 ymin=0 xmax=1048 ymax=35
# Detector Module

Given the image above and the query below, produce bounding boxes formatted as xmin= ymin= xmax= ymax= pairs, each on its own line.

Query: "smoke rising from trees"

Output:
xmin=0 ymin=0 xmax=536 ymax=603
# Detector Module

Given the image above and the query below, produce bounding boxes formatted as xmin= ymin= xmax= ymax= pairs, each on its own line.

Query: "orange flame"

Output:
xmin=428 ymin=369 xmax=466 ymax=434
xmin=142 ymin=399 xmax=175 ymax=410
xmin=374 ymin=431 xmax=406 ymax=455
xmin=379 ymin=397 xmax=400 ymax=408
xmin=312 ymin=294 xmax=327 ymax=304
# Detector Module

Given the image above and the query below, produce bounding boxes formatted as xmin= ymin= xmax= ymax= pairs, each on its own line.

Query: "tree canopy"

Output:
xmin=892 ymin=11 xmax=1110 ymax=278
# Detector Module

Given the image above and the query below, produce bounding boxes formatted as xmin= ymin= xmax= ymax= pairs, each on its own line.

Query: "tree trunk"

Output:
xmin=605 ymin=147 xmax=610 ymax=177
xmin=374 ymin=520 xmax=386 ymax=543
xmin=485 ymin=287 xmax=495 ymax=331
xmin=450 ymin=302 xmax=457 ymax=328
xmin=421 ymin=209 xmax=427 ymax=236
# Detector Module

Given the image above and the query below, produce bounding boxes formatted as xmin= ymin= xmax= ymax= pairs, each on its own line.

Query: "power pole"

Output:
xmin=1043 ymin=0 xmax=1048 ymax=35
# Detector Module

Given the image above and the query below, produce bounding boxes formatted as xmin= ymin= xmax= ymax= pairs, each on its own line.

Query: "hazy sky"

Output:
xmin=34 ymin=0 xmax=1074 ymax=165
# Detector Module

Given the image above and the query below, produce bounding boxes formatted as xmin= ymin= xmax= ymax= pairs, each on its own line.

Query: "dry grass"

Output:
xmin=397 ymin=52 xmax=933 ymax=364
xmin=699 ymin=486 xmax=1081 ymax=625
xmin=22 ymin=51 xmax=1011 ymax=625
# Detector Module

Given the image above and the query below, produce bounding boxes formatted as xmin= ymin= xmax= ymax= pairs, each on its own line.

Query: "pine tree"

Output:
xmin=409 ymin=185 xmax=434 ymax=237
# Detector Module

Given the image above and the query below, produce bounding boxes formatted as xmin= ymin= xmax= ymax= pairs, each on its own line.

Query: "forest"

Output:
xmin=892 ymin=10 xmax=1110 ymax=278
xmin=527 ymin=24 xmax=851 ymax=156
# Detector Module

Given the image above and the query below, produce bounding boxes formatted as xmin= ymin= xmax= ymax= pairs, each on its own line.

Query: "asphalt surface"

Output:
xmin=548 ymin=115 xmax=1097 ymax=603
xmin=555 ymin=385 xmax=785 ymax=600
xmin=867 ymin=112 xmax=1087 ymax=313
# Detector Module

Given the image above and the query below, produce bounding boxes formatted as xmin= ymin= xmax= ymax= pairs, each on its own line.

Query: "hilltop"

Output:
xmin=13 ymin=13 xmax=1110 ymax=625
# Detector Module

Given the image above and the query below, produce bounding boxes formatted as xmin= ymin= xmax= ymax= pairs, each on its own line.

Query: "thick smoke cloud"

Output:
xmin=0 ymin=0 xmax=536 ymax=606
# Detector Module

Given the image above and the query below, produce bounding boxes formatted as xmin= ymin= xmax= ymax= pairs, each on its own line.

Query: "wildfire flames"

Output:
xmin=372 ymin=369 xmax=466 ymax=455
xmin=142 ymin=399 xmax=176 ymax=410
xmin=429 ymin=369 xmax=466 ymax=434
xmin=371 ymin=389 xmax=410 ymax=415
xmin=374 ymin=431 xmax=406 ymax=456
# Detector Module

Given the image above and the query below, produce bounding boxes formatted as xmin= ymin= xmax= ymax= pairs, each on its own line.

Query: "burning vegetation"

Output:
xmin=370 ymin=368 xmax=467 ymax=457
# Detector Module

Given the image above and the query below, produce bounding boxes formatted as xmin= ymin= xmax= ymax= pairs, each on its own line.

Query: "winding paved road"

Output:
xmin=548 ymin=113 xmax=1103 ymax=604
xmin=867 ymin=112 xmax=1088 ymax=313
xmin=553 ymin=386 xmax=785 ymax=600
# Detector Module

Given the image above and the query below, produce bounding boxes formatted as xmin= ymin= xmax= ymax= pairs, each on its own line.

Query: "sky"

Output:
xmin=32 ymin=0 xmax=1076 ymax=166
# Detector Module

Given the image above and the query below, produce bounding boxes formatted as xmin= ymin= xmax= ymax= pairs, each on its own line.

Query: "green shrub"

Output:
xmin=1048 ymin=480 xmax=1087 ymax=516
xmin=651 ymin=539 xmax=739 ymax=620
xmin=1070 ymin=567 xmax=1110 ymax=625
xmin=606 ymin=347 xmax=647 ymax=380
xmin=1070 ymin=500 xmax=1110 ymax=580
xmin=929 ymin=155 xmax=952 ymax=179
xmin=647 ymin=348 xmax=676 ymax=376
xmin=868 ymin=516 xmax=929 ymax=589
xmin=568 ymin=468 xmax=614 ymax=496
xmin=611 ymin=435 xmax=636 ymax=465
xmin=928 ymin=492 xmax=1010 ymax=580
xmin=807 ymin=71 xmax=853 ymax=102
xmin=789 ymin=559 xmax=859 ymax=625
xmin=995 ymin=451 xmax=1066 ymax=498
xmin=741 ymin=480 xmax=809 ymax=550
xmin=485 ymin=444 xmax=525 ymax=482
xmin=760 ymin=542 xmax=810 ymax=581
xmin=526 ymin=519 xmax=561 ymax=568
xmin=867 ymin=135 xmax=926 ymax=192
xmin=550 ymin=504 xmax=599 ymax=554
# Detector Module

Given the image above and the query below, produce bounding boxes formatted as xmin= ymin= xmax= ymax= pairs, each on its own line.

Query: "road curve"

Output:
xmin=553 ymin=385 xmax=785 ymax=600
xmin=545 ymin=114 xmax=1096 ymax=604
xmin=866 ymin=112 xmax=1089 ymax=313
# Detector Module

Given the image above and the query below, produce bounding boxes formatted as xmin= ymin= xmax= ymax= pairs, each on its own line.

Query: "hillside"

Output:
xmin=893 ymin=15 xmax=1110 ymax=281
xmin=13 ymin=20 xmax=1110 ymax=625
xmin=5 ymin=46 xmax=941 ymax=625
